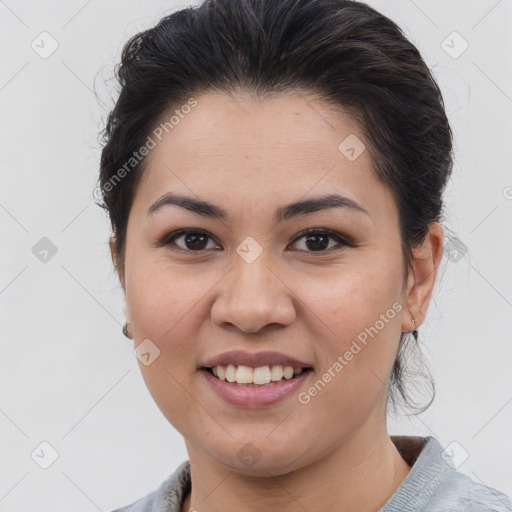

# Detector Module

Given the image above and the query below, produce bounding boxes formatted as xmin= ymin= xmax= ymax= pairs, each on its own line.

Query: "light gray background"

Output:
xmin=1 ymin=0 xmax=511 ymax=510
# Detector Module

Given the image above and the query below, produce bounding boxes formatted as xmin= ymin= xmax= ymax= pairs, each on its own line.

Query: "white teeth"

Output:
xmin=283 ymin=366 xmax=294 ymax=379
xmin=225 ymin=364 xmax=236 ymax=383
xmin=270 ymin=365 xmax=284 ymax=381
xmin=210 ymin=364 xmax=305 ymax=385
xmin=253 ymin=366 xmax=271 ymax=385
xmin=217 ymin=365 xmax=226 ymax=381
xmin=235 ymin=365 xmax=253 ymax=384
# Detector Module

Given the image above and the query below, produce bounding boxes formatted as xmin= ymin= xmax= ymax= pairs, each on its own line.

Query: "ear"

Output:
xmin=402 ymin=222 xmax=444 ymax=331
xmin=109 ymin=235 xmax=126 ymax=293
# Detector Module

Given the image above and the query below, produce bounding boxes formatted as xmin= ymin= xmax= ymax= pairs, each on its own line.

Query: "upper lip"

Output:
xmin=201 ymin=350 xmax=312 ymax=369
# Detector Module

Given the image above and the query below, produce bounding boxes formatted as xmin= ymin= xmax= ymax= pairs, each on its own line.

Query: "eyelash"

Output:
xmin=159 ymin=228 xmax=352 ymax=254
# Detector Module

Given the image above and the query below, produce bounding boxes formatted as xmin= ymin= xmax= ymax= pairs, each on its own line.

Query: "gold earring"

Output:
xmin=122 ymin=322 xmax=133 ymax=339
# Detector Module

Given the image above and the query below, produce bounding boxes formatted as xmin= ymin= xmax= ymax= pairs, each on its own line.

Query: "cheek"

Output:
xmin=124 ymin=256 xmax=213 ymax=399
xmin=293 ymin=264 xmax=403 ymax=345
xmin=126 ymin=250 xmax=219 ymax=340
xmin=125 ymin=261 xmax=208 ymax=434
xmin=291 ymin=266 xmax=403 ymax=407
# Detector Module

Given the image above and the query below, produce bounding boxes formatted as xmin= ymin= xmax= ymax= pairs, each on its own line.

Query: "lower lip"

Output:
xmin=199 ymin=369 xmax=313 ymax=407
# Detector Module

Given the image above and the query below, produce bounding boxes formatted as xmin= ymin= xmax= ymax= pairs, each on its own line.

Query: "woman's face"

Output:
xmin=118 ymin=91 xmax=417 ymax=475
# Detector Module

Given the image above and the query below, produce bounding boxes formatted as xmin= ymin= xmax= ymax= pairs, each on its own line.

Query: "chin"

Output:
xmin=208 ymin=438 xmax=312 ymax=478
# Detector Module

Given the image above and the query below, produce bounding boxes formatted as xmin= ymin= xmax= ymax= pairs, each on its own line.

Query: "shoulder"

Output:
xmin=109 ymin=460 xmax=191 ymax=512
xmin=110 ymin=491 xmax=157 ymax=512
xmin=432 ymin=467 xmax=512 ymax=511
xmin=383 ymin=436 xmax=512 ymax=512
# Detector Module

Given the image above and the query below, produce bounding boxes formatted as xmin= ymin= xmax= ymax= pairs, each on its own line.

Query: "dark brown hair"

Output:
xmin=96 ymin=0 xmax=453 ymax=413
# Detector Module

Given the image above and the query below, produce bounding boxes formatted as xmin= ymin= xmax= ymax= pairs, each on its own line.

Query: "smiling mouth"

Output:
xmin=202 ymin=364 xmax=313 ymax=386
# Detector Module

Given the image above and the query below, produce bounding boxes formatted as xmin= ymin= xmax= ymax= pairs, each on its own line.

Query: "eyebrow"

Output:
xmin=146 ymin=191 xmax=369 ymax=222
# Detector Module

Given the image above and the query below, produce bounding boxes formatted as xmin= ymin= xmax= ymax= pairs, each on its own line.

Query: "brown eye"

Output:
xmin=161 ymin=229 xmax=221 ymax=252
xmin=305 ymin=233 xmax=329 ymax=251
xmin=290 ymin=229 xmax=350 ymax=253
xmin=182 ymin=232 xmax=209 ymax=250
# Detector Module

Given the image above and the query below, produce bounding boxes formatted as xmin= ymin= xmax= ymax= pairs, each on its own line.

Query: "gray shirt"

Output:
xmin=111 ymin=436 xmax=512 ymax=511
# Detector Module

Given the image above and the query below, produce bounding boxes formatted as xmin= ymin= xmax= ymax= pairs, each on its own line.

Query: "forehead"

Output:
xmin=133 ymin=91 xmax=397 ymax=223
xmin=149 ymin=90 xmax=359 ymax=165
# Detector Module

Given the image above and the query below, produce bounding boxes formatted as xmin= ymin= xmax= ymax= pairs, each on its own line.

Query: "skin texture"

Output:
xmin=110 ymin=91 xmax=444 ymax=512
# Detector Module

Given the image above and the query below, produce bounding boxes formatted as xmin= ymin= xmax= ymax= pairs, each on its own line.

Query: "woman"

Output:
xmin=96 ymin=0 xmax=512 ymax=510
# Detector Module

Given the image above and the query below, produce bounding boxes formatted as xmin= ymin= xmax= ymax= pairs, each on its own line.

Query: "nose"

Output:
xmin=210 ymin=254 xmax=296 ymax=333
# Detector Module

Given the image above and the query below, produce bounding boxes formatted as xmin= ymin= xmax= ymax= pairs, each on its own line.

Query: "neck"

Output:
xmin=182 ymin=426 xmax=411 ymax=512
